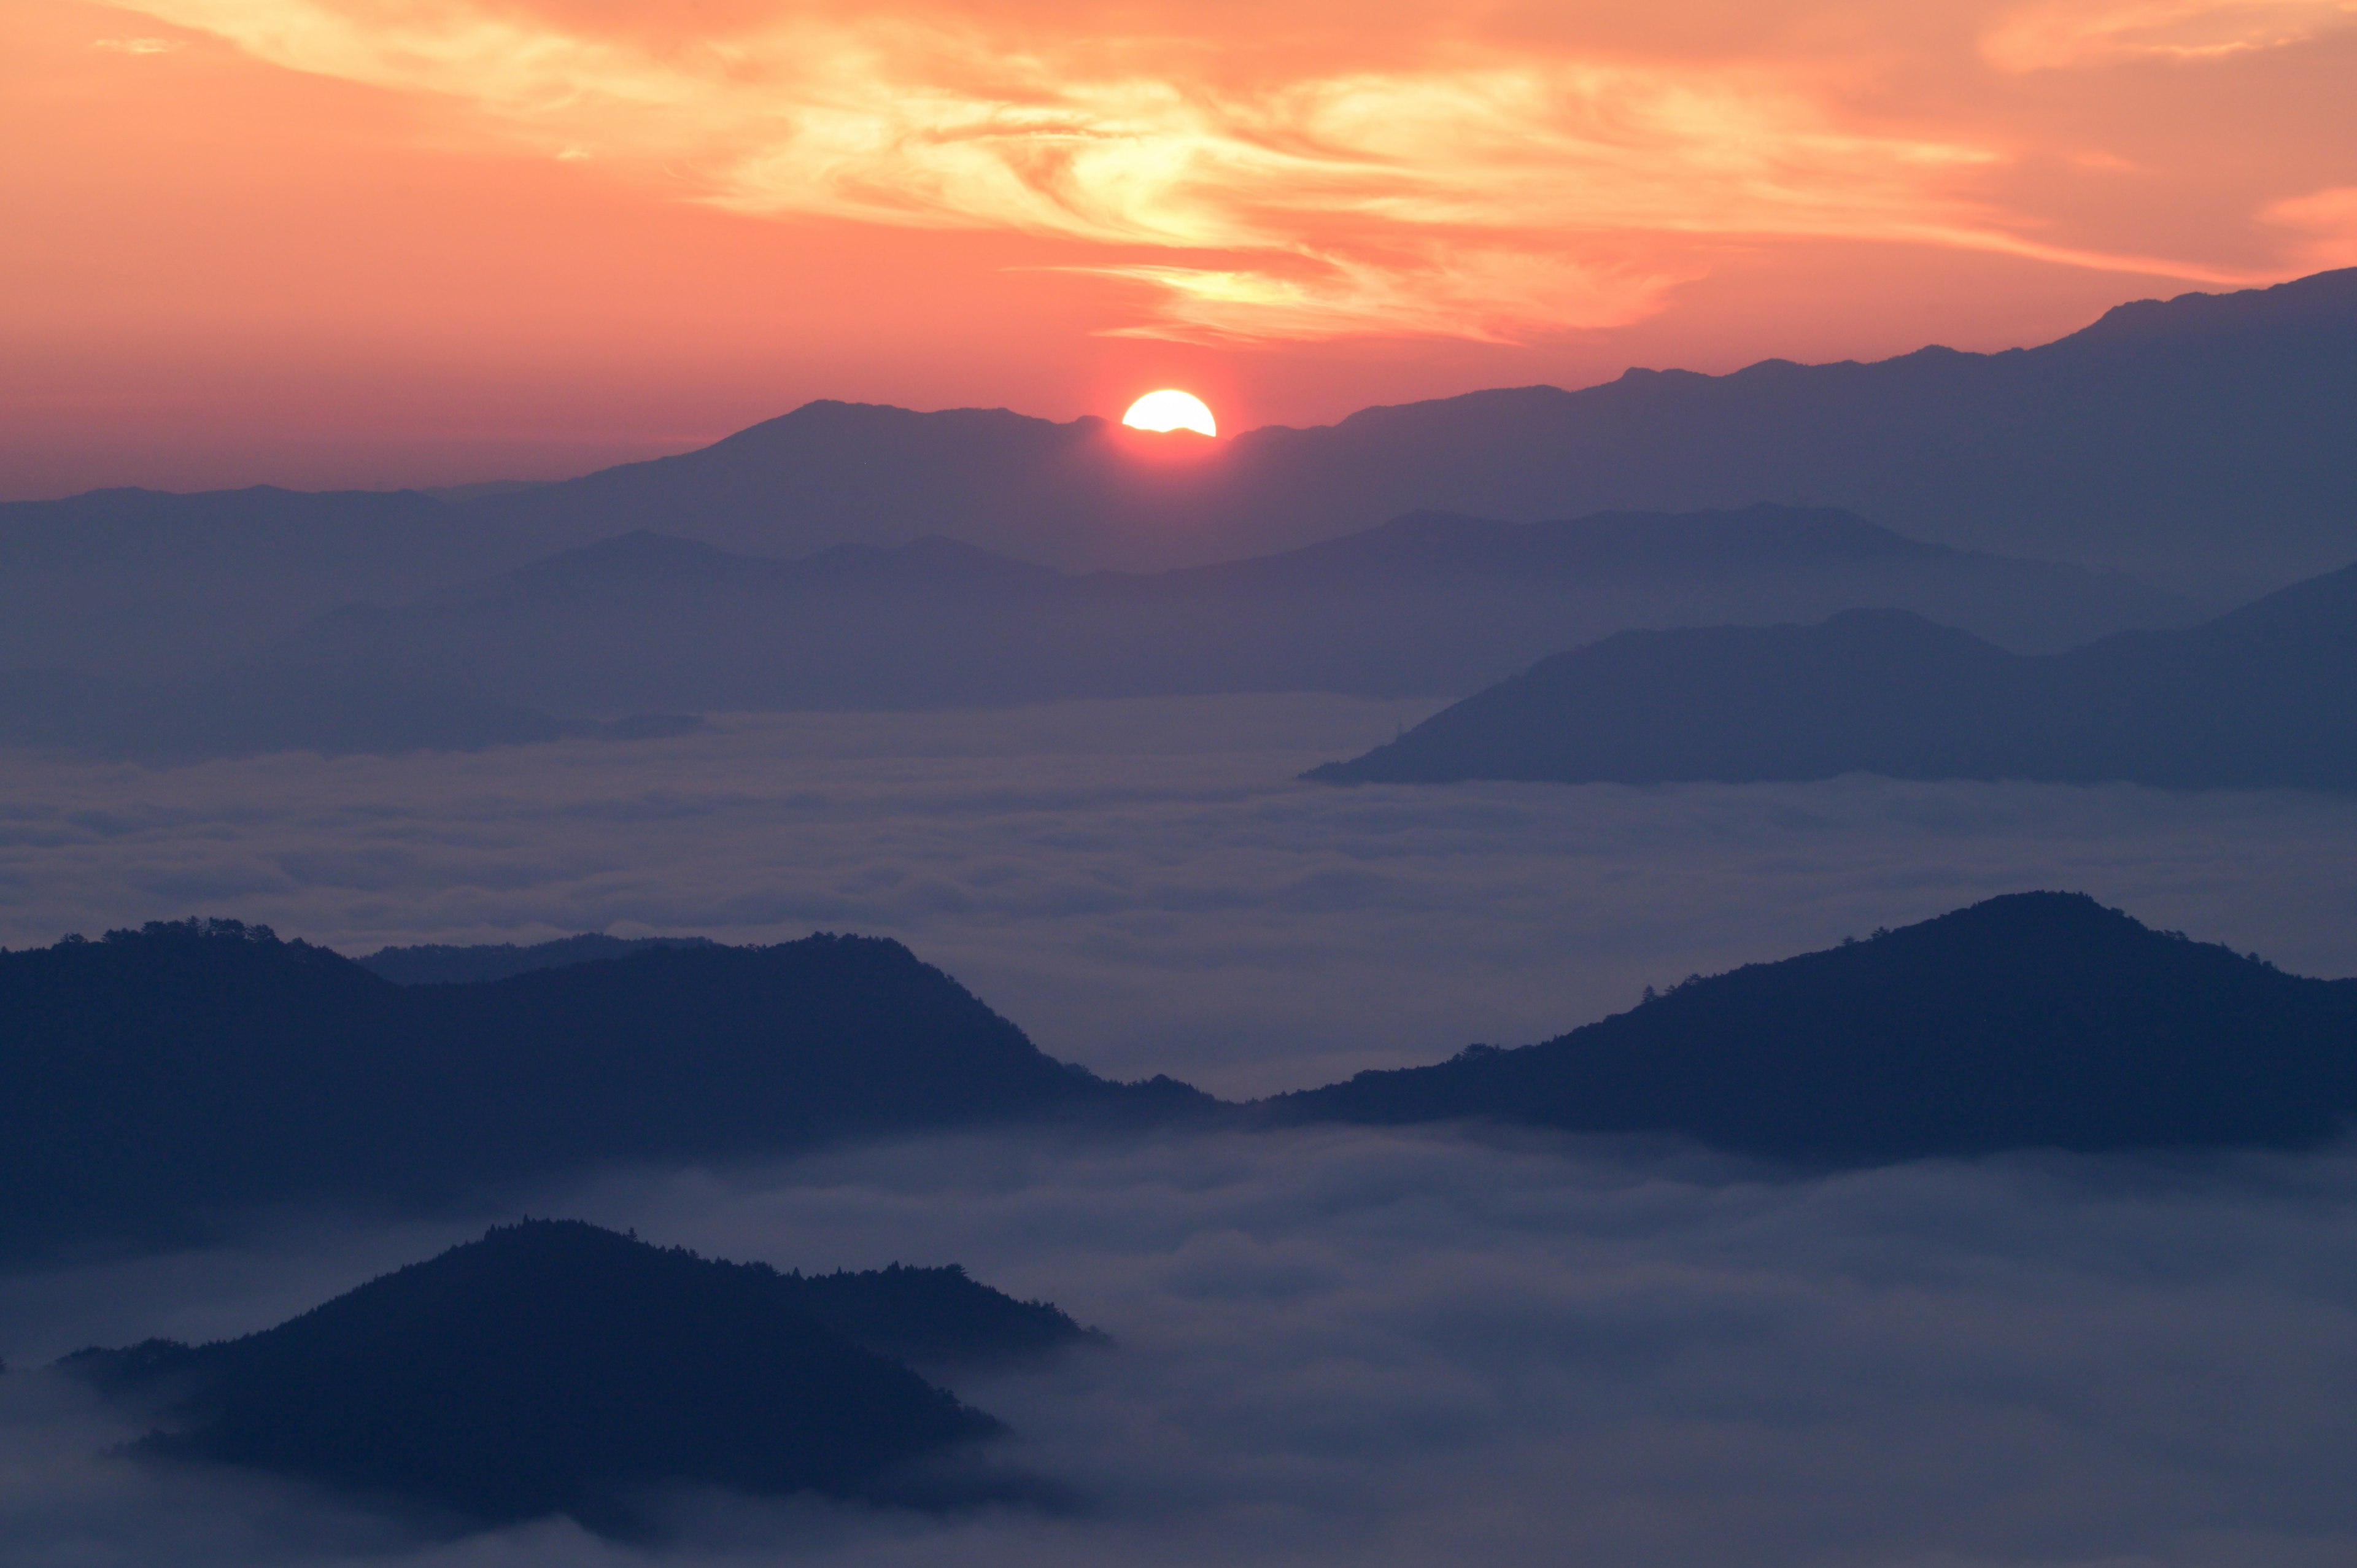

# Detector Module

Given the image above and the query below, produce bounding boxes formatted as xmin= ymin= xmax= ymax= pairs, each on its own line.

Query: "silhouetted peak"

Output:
xmin=711 ymin=399 xmax=1088 ymax=454
xmin=2195 ymin=555 xmax=2357 ymax=639
xmin=63 ymin=1219 xmax=1019 ymax=1529
xmin=2062 ymin=266 xmax=2357 ymax=347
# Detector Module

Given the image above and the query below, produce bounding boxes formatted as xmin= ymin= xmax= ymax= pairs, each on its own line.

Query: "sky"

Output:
xmin=6 ymin=0 xmax=2356 ymax=497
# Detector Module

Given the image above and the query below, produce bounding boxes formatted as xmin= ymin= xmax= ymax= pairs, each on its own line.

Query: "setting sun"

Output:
xmin=1121 ymin=390 xmax=1217 ymax=438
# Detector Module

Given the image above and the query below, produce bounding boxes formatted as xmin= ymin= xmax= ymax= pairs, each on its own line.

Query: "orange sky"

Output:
xmin=6 ymin=0 xmax=2355 ymax=496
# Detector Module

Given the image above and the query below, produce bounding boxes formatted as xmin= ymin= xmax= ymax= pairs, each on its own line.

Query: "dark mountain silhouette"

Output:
xmin=773 ymin=1263 xmax=1109 ymax=1369
xmin=468 ymin=269 xmax=2357 ymax=586
xmin=0 ymin=920 xmax=1210 ymax=1257
xmin=358 ymin=933 xmax=721 ymax=986
xmin=1309 ymin=554 xmax=2357 ymax=790
xmin=61 ymin=1221 xmax=1045 ymax=1531
xmin=1266 ymin=893 xmax=2357 ymax=1163
xmin=19 ymin=504 xmax=2186 ymax=760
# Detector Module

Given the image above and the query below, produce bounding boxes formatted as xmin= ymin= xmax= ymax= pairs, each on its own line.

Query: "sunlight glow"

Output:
xmin=1121 ymin=390 xmax=1217 ymax=436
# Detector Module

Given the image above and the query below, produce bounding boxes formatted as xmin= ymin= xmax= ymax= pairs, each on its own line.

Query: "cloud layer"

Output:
xmin=3 ymin=1125 xmax=2355 ymax=1564
xmin=5 ymin=694 xmax=2357 ymax=1097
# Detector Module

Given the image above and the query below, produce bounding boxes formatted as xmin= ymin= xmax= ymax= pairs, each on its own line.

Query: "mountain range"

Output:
xmin=1307 ymin=554 xmax=2357 ymax=790
xmin=10 ymin=268 xmax=2355 ymax=760
xmin=60 ymin=1221 xmax=1082 ymax=1530
xmin=460 ymin=267 xmax=2357 ymax=587
xmin=6 ymin=897 xmax=2351 ymax=1261
xmin=0 ymin=505 xmax=2188 ymax=760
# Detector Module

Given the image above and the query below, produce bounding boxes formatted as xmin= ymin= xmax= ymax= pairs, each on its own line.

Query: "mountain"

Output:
xmin=30 ymin=504 xmax=2184 ymax=760
xmin=1307 ymin=554 xmax=2357 ymax=790
xmin=1266 ymin=894 xmax=2357 ymax=1163
xmin=358 ymin=933 xmax=721 ymax=986
xmin=0 ymin=920 xmax=1208 ymax=1257
xmin=0 ymin=486 xmax=552 ymax=678
xmin=773 ymin=1263 xmax=1108 ymax=1370
xmin=469 ymin=269 xmax=2357 ymax=587
xmin=60 ymin=1221 xmax=1042 ymax=1531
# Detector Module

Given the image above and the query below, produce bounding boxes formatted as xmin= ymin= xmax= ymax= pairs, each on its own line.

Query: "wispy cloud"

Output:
xmin=1982 ymin=0 xmax=2357 ymax=70
xmin=2262 ymin=184 xmax=2357 ymax=271
xmin=94 ymin=0 xmax=2293 ymax=341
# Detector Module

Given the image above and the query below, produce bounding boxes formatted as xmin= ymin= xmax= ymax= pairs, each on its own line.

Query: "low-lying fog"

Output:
xmin=3 ymin=1126 xmax=2353 ymax=1566
xmin=4 ymin=694 xmax=2356 ymax=1095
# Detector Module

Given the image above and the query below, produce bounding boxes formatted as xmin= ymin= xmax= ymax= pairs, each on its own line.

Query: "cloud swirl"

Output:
xmin=91 ymin=0 xmax=2317 ymax=341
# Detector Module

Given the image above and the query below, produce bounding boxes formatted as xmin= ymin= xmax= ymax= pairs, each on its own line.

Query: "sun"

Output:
xmin=1121 ymin=389 xmax=1217 ymax=437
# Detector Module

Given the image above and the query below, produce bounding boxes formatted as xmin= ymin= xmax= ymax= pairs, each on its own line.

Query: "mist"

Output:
xmin=5 ymin=695 xmax=2357 ymax=1095
xmin=4 ymin=1125 xmax=2354 ymax=1566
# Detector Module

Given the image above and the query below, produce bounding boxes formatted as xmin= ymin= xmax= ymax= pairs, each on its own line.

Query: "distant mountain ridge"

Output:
xmin=464 ymin=268 xmax=2357 ymax=585
xmin=1267 ymin=893 xmax=2357 ymax=1161
xmin=4 ymin=503 xmax=2188 ymax=760
xmin=1307 ymin=552 xmax=2357 ymax=790
xmin=61 ymin=1221 xmax=1070 ymax=1530
xmin=359 ymin=933 xmax=719 ymax=986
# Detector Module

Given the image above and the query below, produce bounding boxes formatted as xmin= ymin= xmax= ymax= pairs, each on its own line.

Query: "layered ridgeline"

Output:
xmin=358 ymin=932 xmax=719 ymax=985
xmin=0 ymin=921 xmax=1206 ymax=1257
xmin=461 ymin=268 xmax=2357 ymax=585
xmin=1309 ymin=555 xmax=2357 ymax=790
xmin=8 ymin=899 xmax=2349 ymax=1258
xmin=4 ymin=506 xmax=2185 ymax=760
xmin=61 ymin=1221 xmax=1094 ymax=1531
xmin=1268 ymin=894 xmax=2357 ymax=1162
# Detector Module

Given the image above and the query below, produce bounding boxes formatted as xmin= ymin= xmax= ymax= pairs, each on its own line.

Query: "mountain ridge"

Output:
xmin=59 ymin=1220 xmax=1058 ymax=1531
xmin=1306 ymin=554 xmax=2357 ymax=790
xmin=460 ymin=268 xmax=2357 ymax=584
xmin=1264 ymin=892 xmax=2357 ymax=1161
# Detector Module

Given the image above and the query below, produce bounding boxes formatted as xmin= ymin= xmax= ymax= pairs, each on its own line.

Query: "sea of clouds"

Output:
xmin=2 ymin=1125 xmax=2354 ymax=1567
xmin=2 ymin=695 xmax=2356 ymax=1095
xmin=4 ymin=697 xmax=2356 ymax=1562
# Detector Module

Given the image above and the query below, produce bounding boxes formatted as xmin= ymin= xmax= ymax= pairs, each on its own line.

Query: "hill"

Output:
xmin=60 ymin=1221 xmax=1044 ymax=1530
xmin=1307 ymin=553 xmax=2357 ymax=790
xmin=1266 ymin=894 xmax=2357 ymax=1162
xmin=468 ymin=269 xmax=2357 ymax=586
xmin=0 ymin=921 xmax=1207 ymax=1257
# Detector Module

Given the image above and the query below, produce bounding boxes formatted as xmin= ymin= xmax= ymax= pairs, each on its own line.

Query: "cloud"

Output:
xmin=2262 ymin=185 xmax=2357 ymax=271
xmin=93 ymin=0 xmax=2277 ymax=341
xmin=90 ymin=36 xmax=190 ymax=52
xmin=5 ymin=695 xmax=2357 ymax=1098
xmin=2 ymin=1125 xmax=2355 ymax=1564
xmin=1982 ymin=0 xmax=2357 ymax=70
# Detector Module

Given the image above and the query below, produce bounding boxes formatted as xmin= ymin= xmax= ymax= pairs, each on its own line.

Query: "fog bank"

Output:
xmin=5 ymin=695 xmax=2357 ymax=1094
xmin=2 ymin=1126 xmax=2353 ymax=1566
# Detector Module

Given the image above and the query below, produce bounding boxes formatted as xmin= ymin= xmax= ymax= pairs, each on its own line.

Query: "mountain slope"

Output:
xmin=471 ymin=269 xmax=2357 ymax=585
xmin=1308 ymin=557 xmax=2357 ymax=790
xmin=1266 ymin=894 xmax=2357 ymax=1162
xmin=0 ymin=921 xmax=1202 ymax=1256
xmin=61 ymin=1221 xmax=1026 ymax=1529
